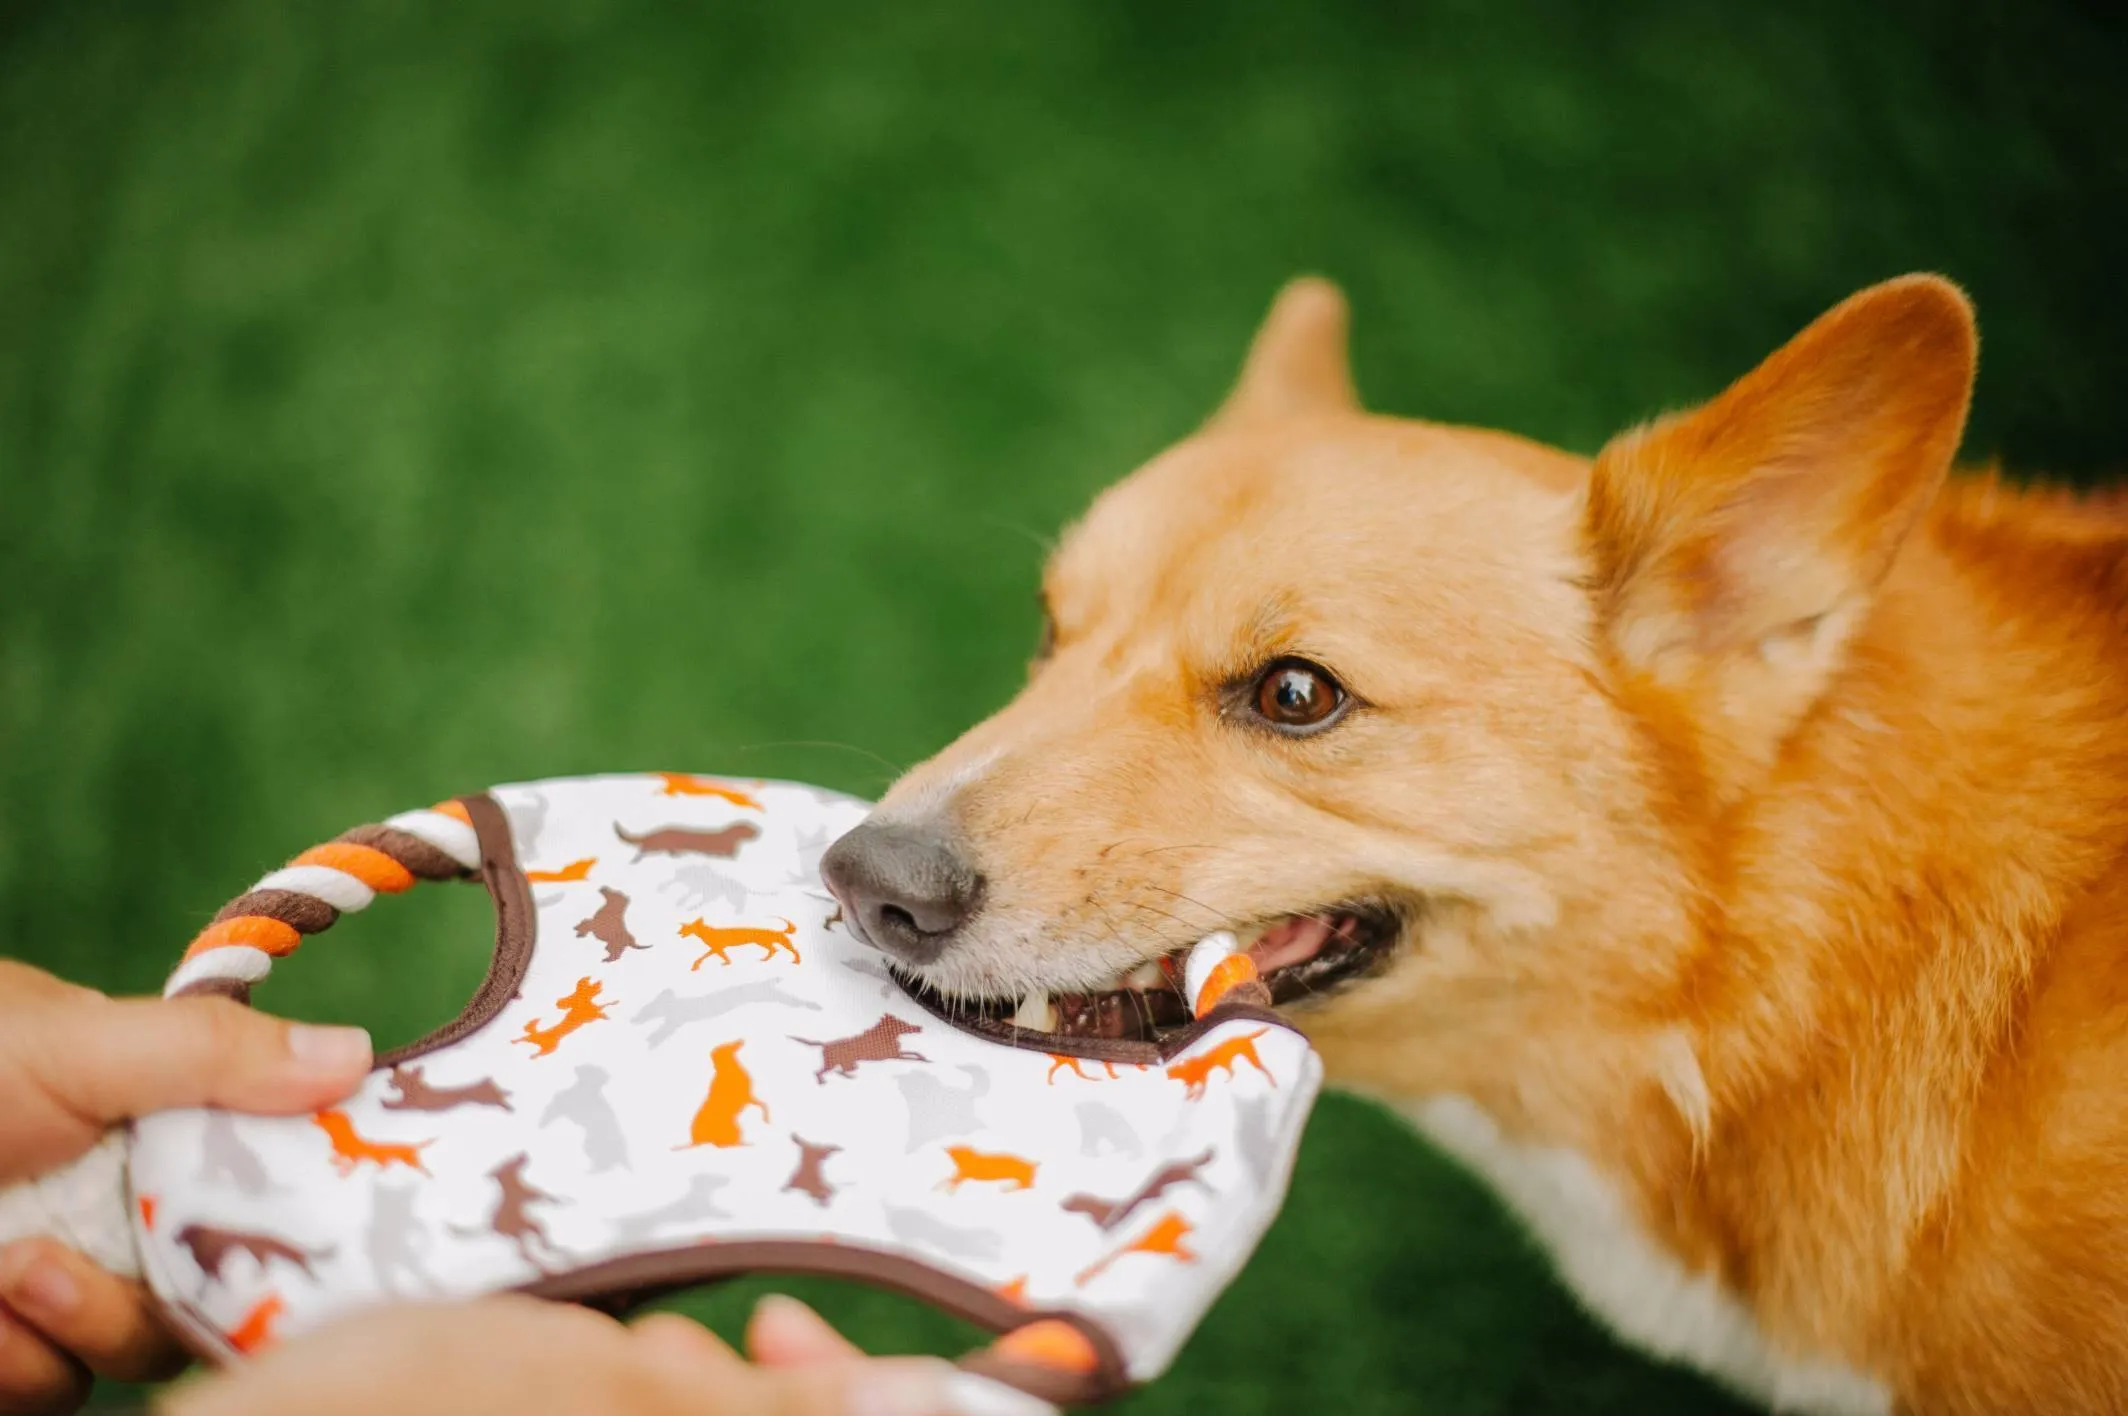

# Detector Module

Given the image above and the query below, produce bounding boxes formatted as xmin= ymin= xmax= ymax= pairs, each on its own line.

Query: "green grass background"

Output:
xmin=3 ymin=1 xmax=2124 ymax=1410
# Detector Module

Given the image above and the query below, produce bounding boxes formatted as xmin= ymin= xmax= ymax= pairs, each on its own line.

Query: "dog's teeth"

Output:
xmin=1124 ymin=961 xmax=1165 ymax=990
xmin=1010 ymin=992 xmax=1057 ymax=1032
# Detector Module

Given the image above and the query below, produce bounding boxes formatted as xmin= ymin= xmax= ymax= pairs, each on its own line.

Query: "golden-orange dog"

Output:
xmin=819 ymin=274 xmax=2128 ymax=1414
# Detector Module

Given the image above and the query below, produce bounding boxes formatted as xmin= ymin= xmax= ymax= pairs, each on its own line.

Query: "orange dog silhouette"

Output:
xmin=1075 ymin=1210 xmax=1198 ymax=1287
xmin=1166 ymin=1029 xmax=1274 ymax=1100
xmin=312 ymin=1110 xmax=432 ymax=1176
xmin=681 ymin=917 xmax=801 ymax=969
xmin=681 ymin=1040 xmax=769 ymax=1148
xmin=656 ymin=773 xmax=764 ymax=811
xmin=1046 ymin=1053 xmax=1121 ymax=1084
xmin=516 ymin=976 xmax=613 ymax=1058
xmin=227 ymin=1292 xmax=287 ymax=1354
xmin=525 ymin=858 xmax=597 ymax=884
xmin=940 ymin=1145 xmax=1038 ymax=1192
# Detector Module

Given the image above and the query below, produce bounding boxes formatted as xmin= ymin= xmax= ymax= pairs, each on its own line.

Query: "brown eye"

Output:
xmin=1252 ymin=659 xmax=1347 ymax=733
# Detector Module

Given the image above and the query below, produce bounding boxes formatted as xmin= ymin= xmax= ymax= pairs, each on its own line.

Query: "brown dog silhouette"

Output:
xmin=1060 ymin=1148 xmax=1216 ymax=1230
xmin=451 ymin=1153 xmax=564 ymax=1273
xmin=613 ymin=821 xmax=760 ymax=861
xmin=176 ymin=1225 xmax=335 ymax=1283
xmin=574 ymin=886 xmax=645 ymax=963
xmin=381 ymin=1065 xmax=513 ymax=1114
xmin=782 ymin=1136 xmax=841 ymax=1207
xmin=793 ymin=1014 xmax=927 ymax=1082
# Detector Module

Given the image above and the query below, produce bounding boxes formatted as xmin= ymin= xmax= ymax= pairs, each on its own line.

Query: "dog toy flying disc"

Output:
xmin=0 ymin=774 xmax=1321 ymax=1405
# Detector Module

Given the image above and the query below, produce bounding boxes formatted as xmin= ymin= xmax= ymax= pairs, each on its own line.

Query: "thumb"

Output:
xmin=2 ymin=993 xmax=371 ymax=1178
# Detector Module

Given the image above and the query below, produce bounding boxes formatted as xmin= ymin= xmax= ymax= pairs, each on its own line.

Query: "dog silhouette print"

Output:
xmin=898 ymin=1065 xmax=990 ymax=1151
xmin=614 ymin=821 xmax=759 ymax=861
xmin=782 ymin=1136 xmax=841 ymax=1207
xmin=610 ymin=1175 xmax=733 ymax=1246
xmin=681 ymin=916 xmax=801 ymax=969
xmin=681 ymin=1040 xmax=769 ymax=1148
xmin=1075 ymin=1101 xmax=1143 ymax=1160
xmin=655 ymin=773 xmax=763 ymax=810
xmin=453 ymin=1153 xmax=566 ymax=1274
xmin=540 ymin=1065 xmax=629 ymax=1173
xmin=312 ymin=1110 xmax=431 ymax=1176
xmin=940 ymin=1146 xmax=1038 ymax=1193
xmin=1048 ymin=1054 xmax=1121 ymax=1084
xmin=227 ymin=1293 xmax=286 ymax=1355
xmin=200 ymin=1110 xmax=282 ymax=1194
xmin=1061 ymin=1149 xmax=1216 ymax=1231
xmin=661 ymin=862 xmax=752 ymax=915
xmin=574 ymin=887 xmax=645 ymax=963
xmin=382 ymin=1065 xmax=513 ymax=1114
xmin=176 ymin=1225 xmax=334 ymax=1283
xmin=366 ymin=1184 xmax=437 ymax=1297
xmin=516 ymin=977 xmax=614 ymax=1058
xmin=795 ymin=1014 xmax=927 ymax=1082
xmin=525 ymin=858 xmax=597 ymax=884
xmin=882 ymin=1206 xmax=1003 ymax=1263
xmin=633 ymin=980 xmax=821 ymax=1049
xmin=1165 ymin=1029 xmax=1274 ymax=1100
xmin=1075 ymin=1210 xmax=1198 ymax=1288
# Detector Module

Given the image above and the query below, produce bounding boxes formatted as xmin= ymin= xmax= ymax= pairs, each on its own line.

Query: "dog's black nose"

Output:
xmin=819 ymin=820 xmax=983 ymax=967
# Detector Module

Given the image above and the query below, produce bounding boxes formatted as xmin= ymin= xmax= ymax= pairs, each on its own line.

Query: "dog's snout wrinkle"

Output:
xmin=819 ymin=820 xmax=984 ymax=967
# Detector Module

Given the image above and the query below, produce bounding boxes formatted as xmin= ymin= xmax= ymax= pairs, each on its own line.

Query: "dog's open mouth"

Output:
xmin=897 ymin=904 xmax=1402 ymax=1045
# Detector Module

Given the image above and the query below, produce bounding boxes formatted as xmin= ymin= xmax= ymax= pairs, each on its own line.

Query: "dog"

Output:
xmin=820 ymin=275 xmax=2128 ymax=1414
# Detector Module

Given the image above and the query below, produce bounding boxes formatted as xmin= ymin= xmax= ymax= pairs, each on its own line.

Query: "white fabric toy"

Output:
xmin=0 ymin=773 xmax=1320 ymax=1406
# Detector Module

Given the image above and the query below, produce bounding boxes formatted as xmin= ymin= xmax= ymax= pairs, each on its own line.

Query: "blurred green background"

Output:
xmin=3 ymin=0 xmax=2123 ymax=1410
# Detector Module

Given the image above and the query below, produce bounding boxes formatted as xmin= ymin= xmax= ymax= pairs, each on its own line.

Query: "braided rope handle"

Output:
xmin=164 ymin=801 xmax=482 ymax=1001
xmin=0 ymin=802 xmax=484 ymax=1284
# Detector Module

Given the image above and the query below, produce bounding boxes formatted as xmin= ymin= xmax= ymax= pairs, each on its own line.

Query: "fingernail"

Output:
xmin=4 ymin=1254 xmax=80 ymax=1317
xmin=287 ymin=1023 xmax=372 ymax=1071
xmin=847 ymin=1362 xmax=954 ymax=1416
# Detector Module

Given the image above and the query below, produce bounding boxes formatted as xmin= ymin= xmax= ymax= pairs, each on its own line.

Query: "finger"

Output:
xmin=0 ymin=1306 xmax=90 ymax=1416
xmin=628 ymin=1311 xmax=742 ymax=1370
xmin=0 ymin=1240 xmax=187 ymax=1383
xmin=21 ymin=994 xmax=370 ymax=1135
xmin=740 ymin=1356 xmax=1059 ymax=1416
xmin=746 ymin=1294 xmax=865 ymax=1368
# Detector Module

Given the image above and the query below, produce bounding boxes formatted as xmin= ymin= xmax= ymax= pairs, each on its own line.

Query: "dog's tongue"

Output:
xmin=1249 ymin=915 xmax=1337 ymax=974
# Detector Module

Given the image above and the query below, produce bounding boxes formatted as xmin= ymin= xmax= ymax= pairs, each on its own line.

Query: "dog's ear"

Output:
xmin=1214 ymin=276 xmax=1358 ymax=424
xmin=1585 ymin=275 xmax=1976 ymax=783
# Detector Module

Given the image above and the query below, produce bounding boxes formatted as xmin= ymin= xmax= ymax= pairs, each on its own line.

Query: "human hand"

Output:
xmin=0 ymin=959 xmax=373 ymax=1414
xmin=157 ymin=1293 xmax=1057 ymax=1416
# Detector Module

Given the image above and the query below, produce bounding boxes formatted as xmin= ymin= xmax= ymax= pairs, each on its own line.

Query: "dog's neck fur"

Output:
xmin=1355 ymin=491 xmax=2128 ymax=1411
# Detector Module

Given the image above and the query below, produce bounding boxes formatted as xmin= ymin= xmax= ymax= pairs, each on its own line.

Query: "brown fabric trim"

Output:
xmin=374 ymin=793 xmax=533 ymax=1069
xmin=337 ymin=822 xmax=473 ymax=881
xmin=897 ymin=978 xmax=1300 ymax=1066
xmin=212 ymin=888 xmax=339 ymax=934
xmin=517 ymin=1240 xmax=1131 ymax=1403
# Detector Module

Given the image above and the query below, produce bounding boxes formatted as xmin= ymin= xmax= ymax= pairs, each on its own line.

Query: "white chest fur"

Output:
xmin=1397 ymin=1095 xmax=1890 ymax=1416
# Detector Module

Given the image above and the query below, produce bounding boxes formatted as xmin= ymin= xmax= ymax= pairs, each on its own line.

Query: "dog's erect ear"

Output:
xmin=1214 ymin=276 xmax=1358 ymax=425
xmin=1585 ymin=276 xmax=1976 ymax=778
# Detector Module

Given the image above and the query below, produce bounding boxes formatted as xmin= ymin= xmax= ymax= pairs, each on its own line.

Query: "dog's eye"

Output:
xmin=1251 ymin=659 xmax=1347 ymax=733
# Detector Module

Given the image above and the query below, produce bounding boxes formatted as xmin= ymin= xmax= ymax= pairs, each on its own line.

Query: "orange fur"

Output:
xmin=872 ymin=275 xmax=2128 ymax=1412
